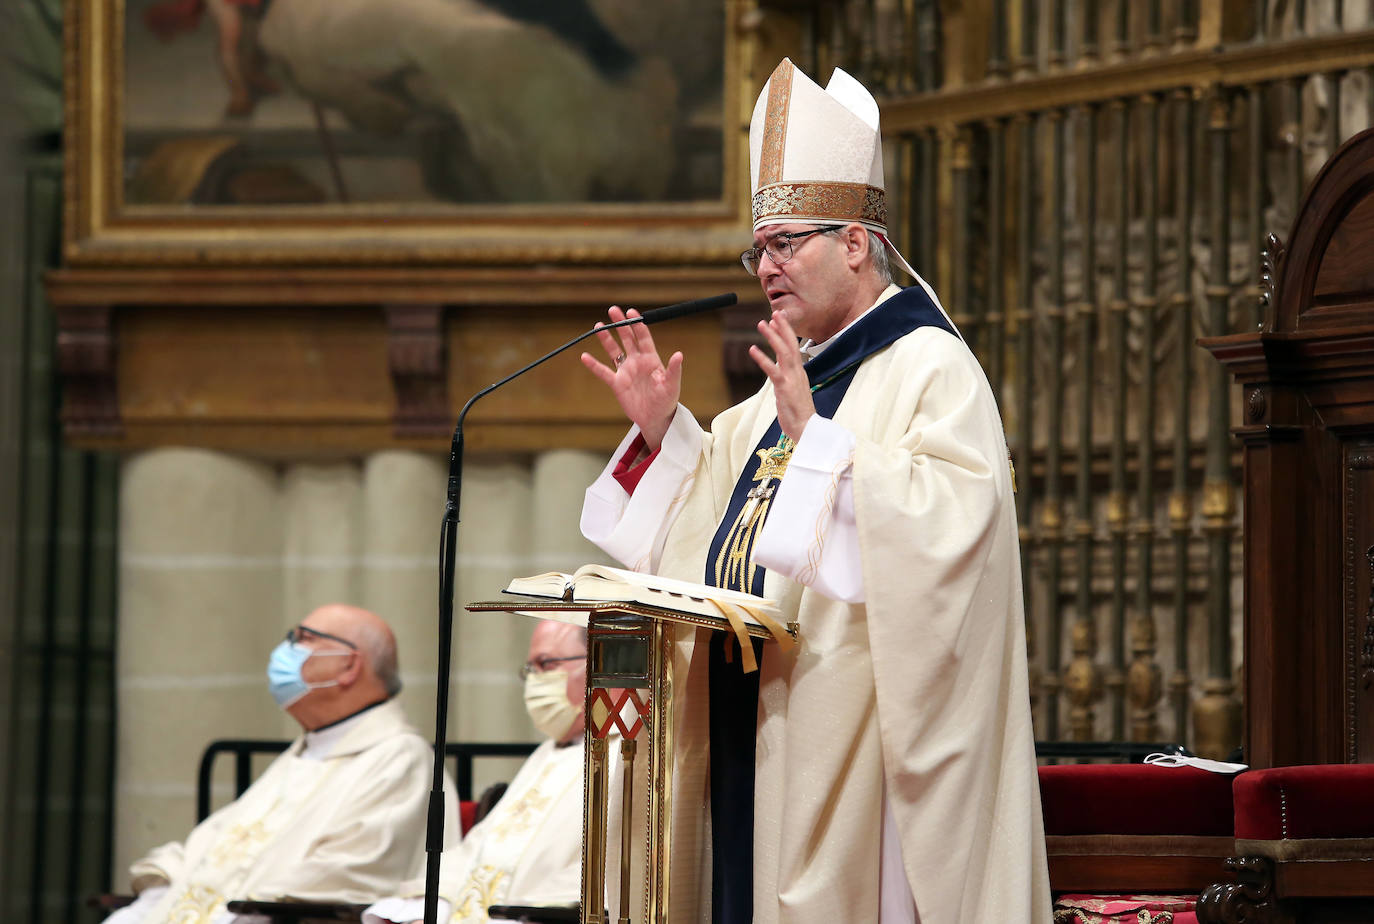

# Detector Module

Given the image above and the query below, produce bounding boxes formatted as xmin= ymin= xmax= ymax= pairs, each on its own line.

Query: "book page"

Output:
xmin=569 ymin=564 xmax=780 ymax=624
xmin=503 ymin=571 xmax=573 ymax=599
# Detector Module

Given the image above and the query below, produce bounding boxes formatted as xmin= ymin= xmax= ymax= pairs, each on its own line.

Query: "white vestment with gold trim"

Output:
xmin=366 ymin=735 xmax=629 ymax=924
xmin=582 ymin=319 xmax=1051 ymax=923
xmin=113 ymin=699 xmax=446 ymax=924
xmin=431 ymin=738 xmax=586 ymax=923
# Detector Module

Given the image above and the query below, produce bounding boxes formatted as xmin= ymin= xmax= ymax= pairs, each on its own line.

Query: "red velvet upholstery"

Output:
xmin=1233 ymin=764 xmax=1374 ymax=840
xmin=1039 ymin=765 xmax=1234 ymax=837
xmin=460 ymin=799 xmax=478 ymax=835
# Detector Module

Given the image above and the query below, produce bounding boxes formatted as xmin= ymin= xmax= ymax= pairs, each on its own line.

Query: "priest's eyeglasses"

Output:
xmin=519 ymin=655 xmax=583 ymax=680
xmin=740 ymin=226 xmax=843 ymax=276
xmin=285 ymin=625 xmax=358 ymax=650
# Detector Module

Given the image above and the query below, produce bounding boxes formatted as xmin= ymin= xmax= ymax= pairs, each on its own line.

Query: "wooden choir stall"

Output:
xmin=1195 ymin=126 xmax=1374 ymax=923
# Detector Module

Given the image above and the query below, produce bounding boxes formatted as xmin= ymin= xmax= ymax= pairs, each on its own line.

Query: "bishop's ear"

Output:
xmin=842 ymin=223 xmax=870 ymax=270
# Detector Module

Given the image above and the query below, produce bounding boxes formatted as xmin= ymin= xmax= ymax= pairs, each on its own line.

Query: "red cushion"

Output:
xmin=1233 ymin=764 xmax=1374 ymax=840
xmin=460 ymin=799 xmax=478 ymax=835
xmin=1039 ymin=764 xmax=1234 ymax=836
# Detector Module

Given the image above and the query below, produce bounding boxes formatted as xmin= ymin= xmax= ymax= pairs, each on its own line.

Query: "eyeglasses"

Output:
xmin=285 ymin=625 xmax=357 ymax=650
xmin=740 ymin=226 xmax=844 ymax=276
xmin=518 ymin=654 xmax=583 ymax=680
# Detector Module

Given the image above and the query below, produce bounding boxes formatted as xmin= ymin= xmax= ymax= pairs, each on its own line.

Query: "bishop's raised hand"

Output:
xmin=749 ymin=312 xmax=815 ymax=443
xmin=580 ymin=306 xmax=684 ymax=450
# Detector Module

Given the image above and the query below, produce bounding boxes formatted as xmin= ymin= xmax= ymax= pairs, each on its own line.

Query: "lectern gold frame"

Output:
xmin=466 ymin=598 xmax=793 ymax=924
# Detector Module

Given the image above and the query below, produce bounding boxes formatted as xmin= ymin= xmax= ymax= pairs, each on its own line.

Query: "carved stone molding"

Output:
xmin=55 ymin=305 xmax=122 ymax=438
xmin=1196 ymin=856 xmax=1279 ymax=924
xmin=384 ymin=304 xmax=449 ymax=439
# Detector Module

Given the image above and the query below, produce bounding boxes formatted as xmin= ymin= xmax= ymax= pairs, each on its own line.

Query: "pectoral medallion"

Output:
xmin=713 ymin=435 xmax=794 ymax=593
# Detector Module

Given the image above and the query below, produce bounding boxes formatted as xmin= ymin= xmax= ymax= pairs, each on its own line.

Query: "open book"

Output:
xmin=504 ymin=564 xmax=785 ymax=633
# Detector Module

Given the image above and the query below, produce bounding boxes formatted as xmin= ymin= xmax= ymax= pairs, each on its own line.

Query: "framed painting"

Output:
xmin=64 ymin=0 xmax=752 ymax=267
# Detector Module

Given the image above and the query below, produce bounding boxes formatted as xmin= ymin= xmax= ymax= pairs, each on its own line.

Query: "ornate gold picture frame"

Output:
xmin=64 ymin=0 xmax=752 ymax=267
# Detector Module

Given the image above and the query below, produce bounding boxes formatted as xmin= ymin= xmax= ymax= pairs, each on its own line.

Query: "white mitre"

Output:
xmin=749 ymin=57 xmax=943 ymax=309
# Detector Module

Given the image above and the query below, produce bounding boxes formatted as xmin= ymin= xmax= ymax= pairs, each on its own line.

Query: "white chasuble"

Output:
xmin=123 ymin=699 xmax=449 ymax=924
xmin=583 ymin=303 xmax=1051 ymax=923
xmin=438 ymin=739 xmax=588 ymax=922
xmin=369 ymin=735 xmax=628 ymax=924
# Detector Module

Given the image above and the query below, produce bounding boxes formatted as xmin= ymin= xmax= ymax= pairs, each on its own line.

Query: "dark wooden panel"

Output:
xmin=1274 ymin=861 xmax=1374 ymax=897
xmin=1314 ymin=190 xmax=1374 ymax=303
xmin=1048 ymin=855 xmax=1230 ymax=893
xmin=1276 ymin=130 xmax=1374 ymax=333
xmin=1351 ymin=443 xmax=1374 ymax=764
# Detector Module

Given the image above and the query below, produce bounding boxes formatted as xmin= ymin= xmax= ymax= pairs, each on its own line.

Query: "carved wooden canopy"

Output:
xmin=1203 ymin=127 xmax=1374 ymax=768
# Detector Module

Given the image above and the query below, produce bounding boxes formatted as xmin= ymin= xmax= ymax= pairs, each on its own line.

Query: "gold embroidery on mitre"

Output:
xmin=759 ymin=60 xmax=795 ymax=187
xmin=714 ymin=438 xmax=795 ymax=593
xmin=753 ymin=181 xmax=888 ymax=228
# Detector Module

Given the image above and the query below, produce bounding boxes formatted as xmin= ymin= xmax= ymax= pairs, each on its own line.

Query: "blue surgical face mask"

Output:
xmin=267 ymin=640 xmax=351 ymax=708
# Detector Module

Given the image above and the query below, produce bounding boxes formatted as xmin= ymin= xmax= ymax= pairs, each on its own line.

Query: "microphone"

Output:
xmin=421 ymin=291 xmax=736 ymax=924
xmin=587 ymin=292 xmax=738 ymax=336
xmin=637 ymin=292 xmax=737 ymax=325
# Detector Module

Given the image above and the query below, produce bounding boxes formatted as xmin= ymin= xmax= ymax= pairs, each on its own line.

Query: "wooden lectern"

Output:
xmin=466 ymin=598 xmax=794 ymax=924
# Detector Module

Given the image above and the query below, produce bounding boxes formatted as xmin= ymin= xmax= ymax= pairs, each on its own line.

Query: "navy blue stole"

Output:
xmin=702 ymin=286 xmax=953 ymax=923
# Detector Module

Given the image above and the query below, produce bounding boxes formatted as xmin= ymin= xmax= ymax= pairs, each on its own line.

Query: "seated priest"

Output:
xmin=106 ymin=603 xmax=455 ymax=924
xmin=364 ymin=618 xmax=625 ymax=924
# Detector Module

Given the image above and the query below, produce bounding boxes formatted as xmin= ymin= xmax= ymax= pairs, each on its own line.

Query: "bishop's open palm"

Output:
xmin=580 ymin=307 xmax=684 ymax=448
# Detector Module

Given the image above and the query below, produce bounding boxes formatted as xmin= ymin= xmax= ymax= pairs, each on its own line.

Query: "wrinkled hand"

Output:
xmin=749 ymin=313 xmax=815 ymax=443
xmin=580 ymin=306 xmax=683 ymax=449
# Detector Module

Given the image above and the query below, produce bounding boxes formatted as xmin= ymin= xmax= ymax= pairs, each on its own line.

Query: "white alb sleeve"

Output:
xmin=753 ymin=414 xmax=865 ymax=603
xmin=580 ymin=405 xmax=702 ymax=573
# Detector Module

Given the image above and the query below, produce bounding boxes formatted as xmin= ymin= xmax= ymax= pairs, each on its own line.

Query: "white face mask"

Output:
xmin=1143 ymin=752 xmax=1248 ymax=774
xmin=524 ymin=669 xmax=580 ymax=742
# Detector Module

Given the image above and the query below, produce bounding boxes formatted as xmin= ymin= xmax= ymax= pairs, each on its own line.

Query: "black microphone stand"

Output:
xmin=421 ymin=294 xmax=735 ymax=924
